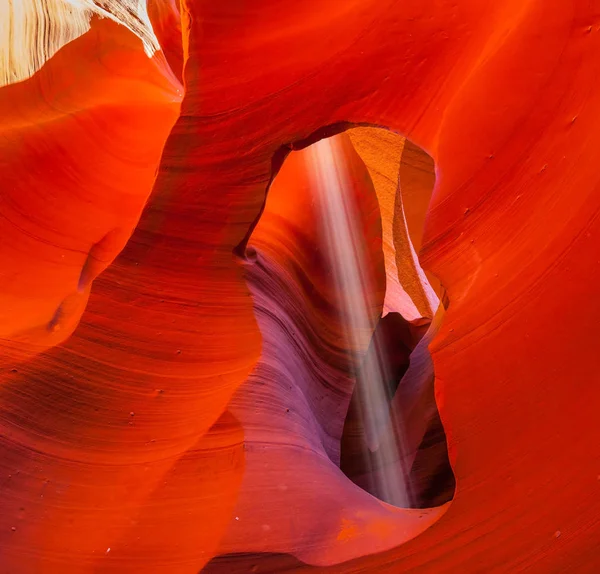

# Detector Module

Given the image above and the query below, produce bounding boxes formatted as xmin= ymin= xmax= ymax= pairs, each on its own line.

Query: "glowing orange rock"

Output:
xmin=177 ymin=0 xmax=600 ymax=571
xmin=0 ymin=17 xmax=181 ymax=360
xmin=214 ymin=134 xmax=445 ymax=566
xmin=1 ymin=0 xmax=599 ymax=572
xmin=0 ymin=12 xmax=248 ymax=574
xmin=349 ymin=128 xmax=439 ymax=320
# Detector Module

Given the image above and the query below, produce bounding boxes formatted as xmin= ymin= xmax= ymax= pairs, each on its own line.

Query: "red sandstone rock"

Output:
xmin=0 ymin=17 xmax=181 ymax=360
xmin=214 ymin=135 xmax=445 ymax=566
xmin=1 ymin=1 xmax=600 ymax=572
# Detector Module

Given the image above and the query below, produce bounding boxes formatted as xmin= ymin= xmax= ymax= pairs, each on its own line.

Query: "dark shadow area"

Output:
xmin=340 ymin=312 xmax=455 ymax=508
xmin=410 ymin=408 xmax=456 ymax=508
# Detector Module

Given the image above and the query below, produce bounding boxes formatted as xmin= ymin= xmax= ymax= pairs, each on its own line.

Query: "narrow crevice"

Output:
xmin=236 ymin=125 xmax=454 ymax=514
xmin=340 ymin=311 xmax=455 ymax=508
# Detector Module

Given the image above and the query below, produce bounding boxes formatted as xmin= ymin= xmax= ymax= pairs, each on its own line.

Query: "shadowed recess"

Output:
xmin=210 ymin=127 xmax=454 ymax=571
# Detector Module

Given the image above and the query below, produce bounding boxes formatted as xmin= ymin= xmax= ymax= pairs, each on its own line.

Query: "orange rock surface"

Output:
xmin=1 ymin=1 xmax=600 ymax=573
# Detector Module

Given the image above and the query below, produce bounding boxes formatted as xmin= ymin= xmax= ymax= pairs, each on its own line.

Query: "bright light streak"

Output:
xmin=306 ymin=136 xmax=414 ymax=507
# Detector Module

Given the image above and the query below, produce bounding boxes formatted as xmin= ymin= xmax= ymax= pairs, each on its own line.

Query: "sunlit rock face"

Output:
xmin=1 ymin=1 xmax=600 ymax=573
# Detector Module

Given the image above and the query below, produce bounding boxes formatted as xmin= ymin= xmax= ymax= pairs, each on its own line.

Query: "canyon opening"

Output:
xmin=244 ymin=127 xmax=455 ymax=512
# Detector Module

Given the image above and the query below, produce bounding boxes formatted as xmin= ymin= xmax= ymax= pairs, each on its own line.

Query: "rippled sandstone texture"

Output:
xmin=1 ymin=0 xmax=600 ymax=573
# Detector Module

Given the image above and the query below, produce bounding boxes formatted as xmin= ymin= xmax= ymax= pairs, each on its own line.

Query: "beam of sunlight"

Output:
xmin=306 ymin=136 xmax=414 ymax=508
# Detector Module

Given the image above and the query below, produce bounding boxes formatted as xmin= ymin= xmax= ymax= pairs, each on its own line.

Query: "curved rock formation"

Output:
xmin=0 ymin=15 xmax=181 ymax=361
xmin=1 ymin=1 xmax=600 ymax=573
xmin=213 ymin=134 xmax=446 ymax=567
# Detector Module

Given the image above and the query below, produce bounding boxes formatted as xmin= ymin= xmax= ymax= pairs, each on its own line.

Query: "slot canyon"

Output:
xmin=0 ymin=1 xmax=599 ymax=573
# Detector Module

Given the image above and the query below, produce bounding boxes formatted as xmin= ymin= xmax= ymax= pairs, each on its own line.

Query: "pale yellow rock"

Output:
xmin=0 ymin=0 xmax=159 ymax=87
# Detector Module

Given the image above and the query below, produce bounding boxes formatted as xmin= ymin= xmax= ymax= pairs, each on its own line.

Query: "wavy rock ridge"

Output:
xmin=1 ymin=1 xmax=600 ymax=573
